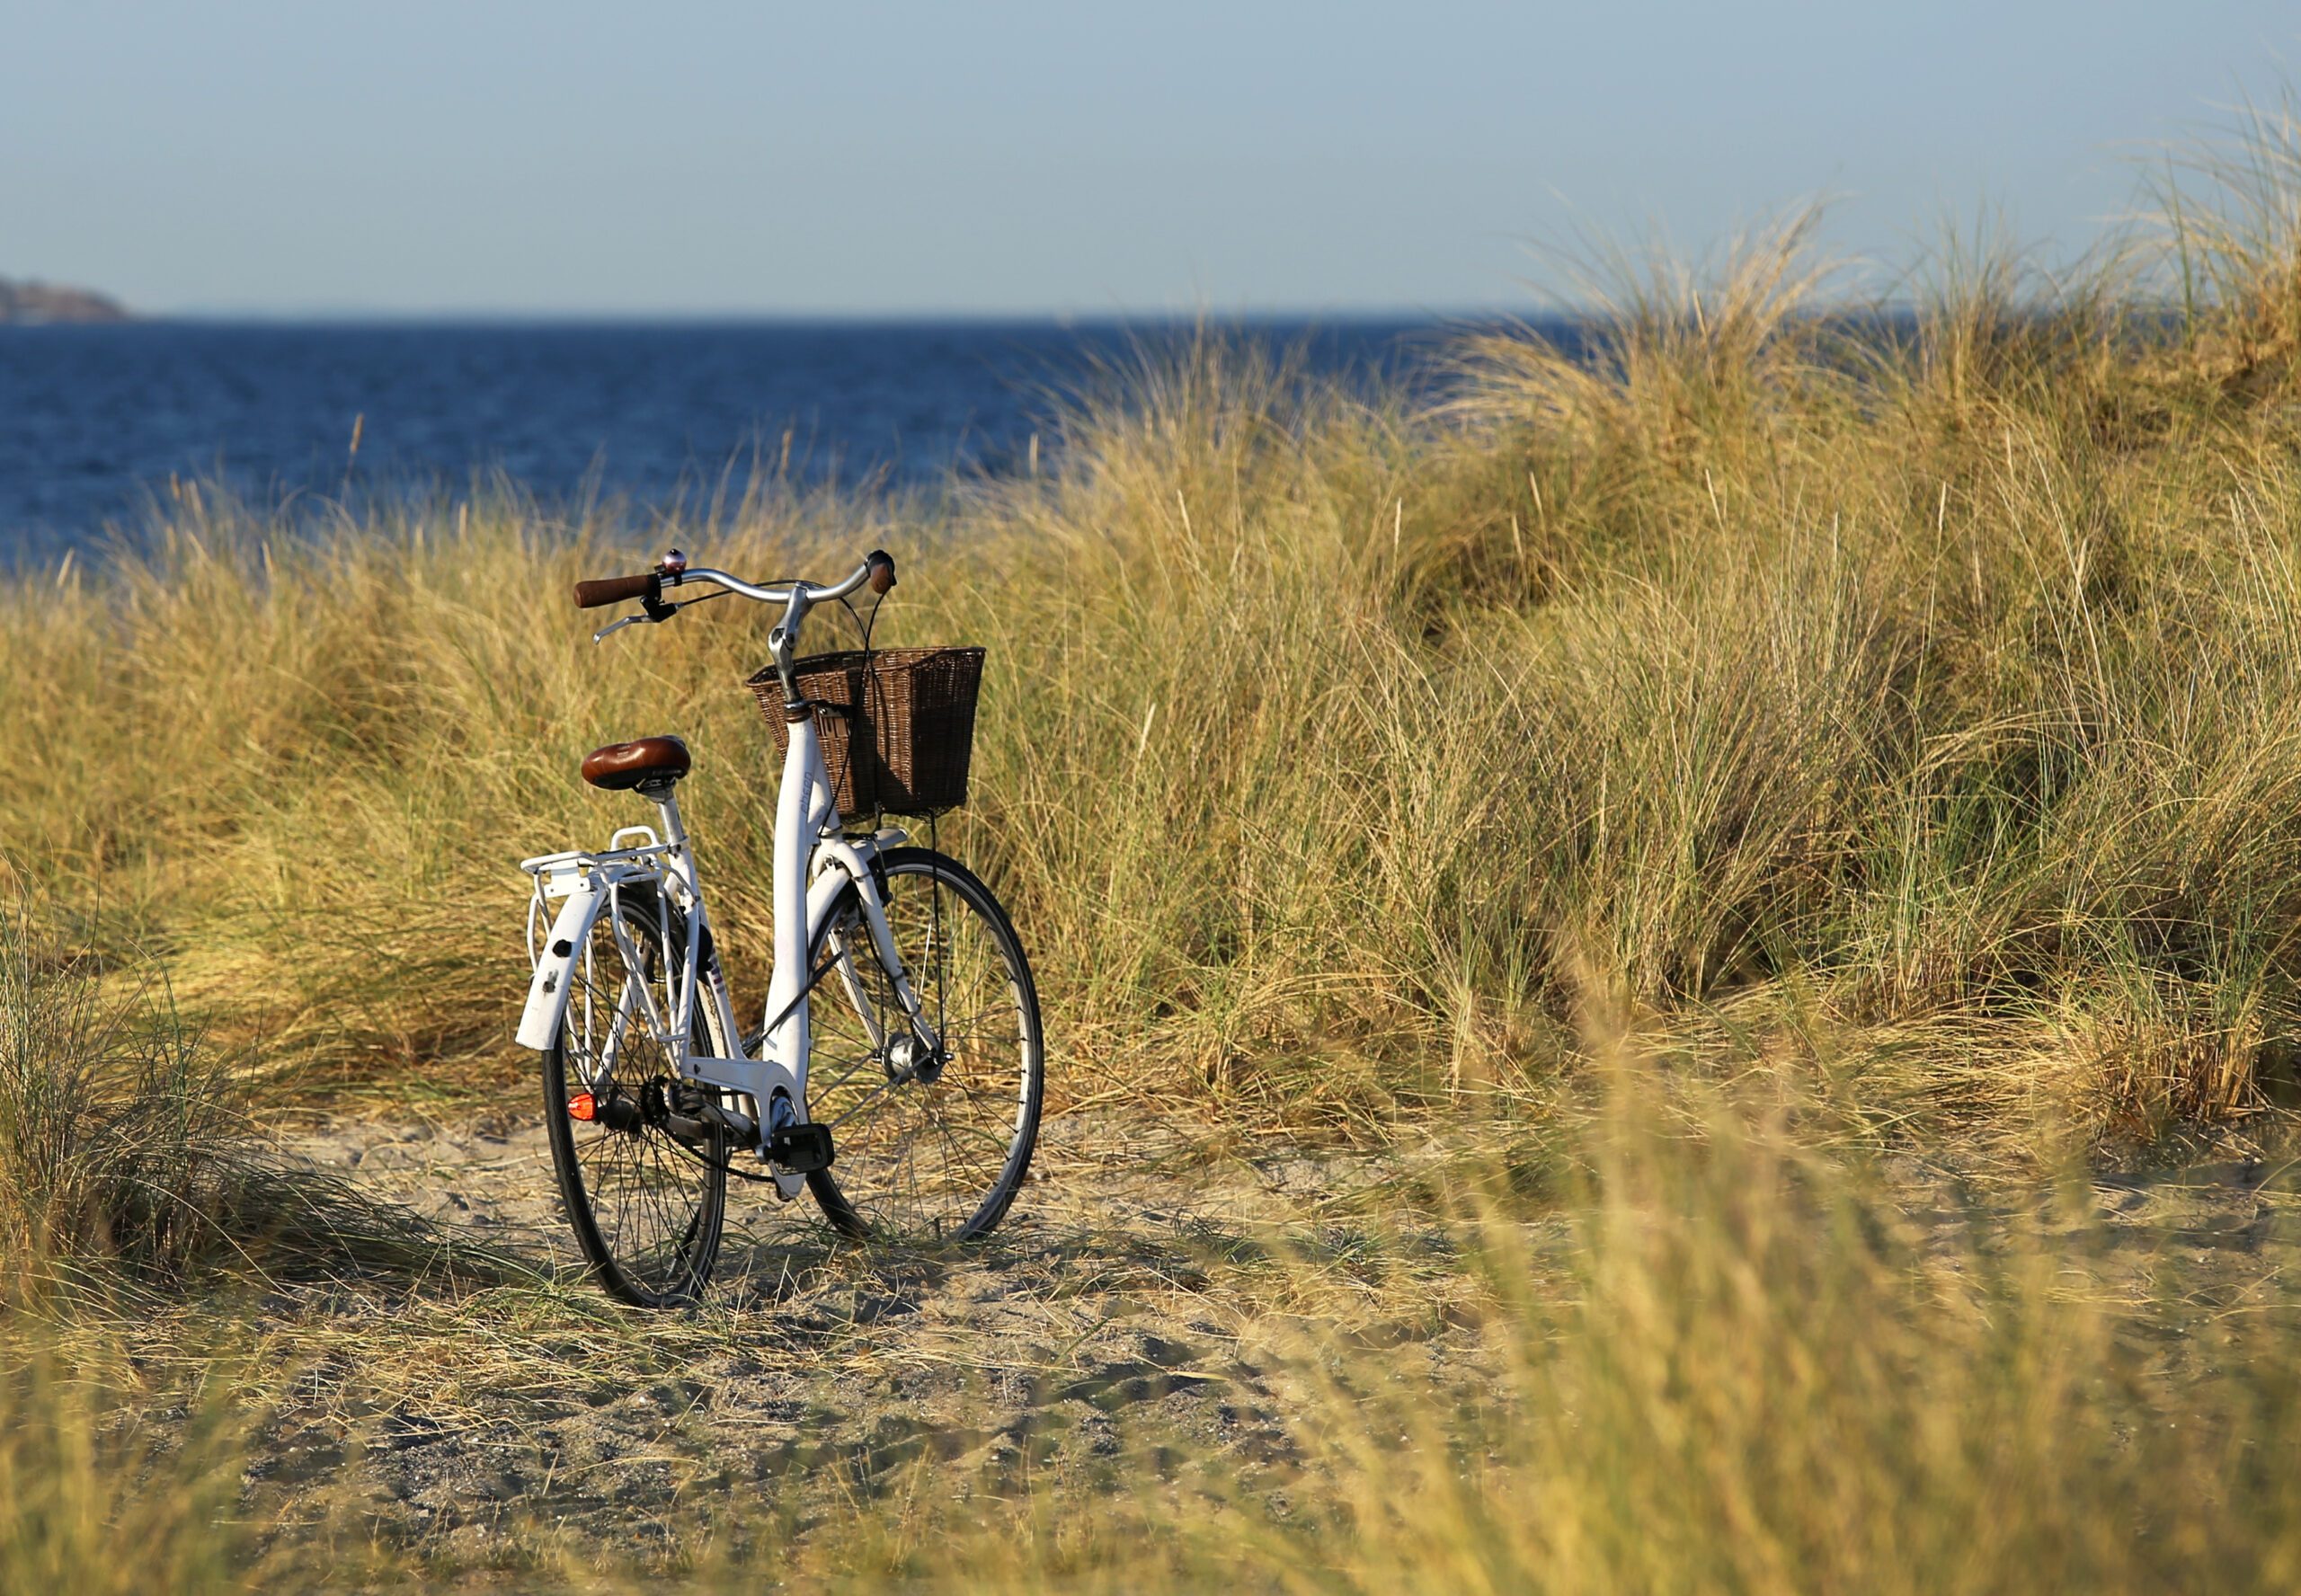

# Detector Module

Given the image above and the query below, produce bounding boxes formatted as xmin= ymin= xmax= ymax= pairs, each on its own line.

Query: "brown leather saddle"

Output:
xmin=580 ymin=735 xmax=691 ymax=792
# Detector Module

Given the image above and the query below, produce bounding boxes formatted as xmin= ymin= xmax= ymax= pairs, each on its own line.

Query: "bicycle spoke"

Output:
xmin=807 ymin=1044 xmax=886 ymax=1104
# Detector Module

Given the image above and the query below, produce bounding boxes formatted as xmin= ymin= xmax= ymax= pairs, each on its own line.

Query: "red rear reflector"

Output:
xmin=568 ymin=1092 xmax=598 ymax=1122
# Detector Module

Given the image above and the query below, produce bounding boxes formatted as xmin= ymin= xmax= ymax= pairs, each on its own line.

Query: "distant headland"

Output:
xmin=0 ymin=276 xmax=131 ymax=324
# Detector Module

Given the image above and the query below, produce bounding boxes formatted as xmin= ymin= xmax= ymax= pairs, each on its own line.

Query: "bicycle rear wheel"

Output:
xmin=541 ymin=883 xmax=728 ymax=1307
xmin=805 ymin=847 xmax=1044 ymax=1243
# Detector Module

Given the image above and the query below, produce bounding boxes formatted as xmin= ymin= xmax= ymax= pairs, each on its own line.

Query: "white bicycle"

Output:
xmin=514 ymin=547 xmax=1044 ymax=1307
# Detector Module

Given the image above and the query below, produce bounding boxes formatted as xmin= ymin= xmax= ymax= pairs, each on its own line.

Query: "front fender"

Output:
xmin=804 ymin=829 xmax=902 ymax=944
xmin=516 ymin=880 xmax=610 ymax=1051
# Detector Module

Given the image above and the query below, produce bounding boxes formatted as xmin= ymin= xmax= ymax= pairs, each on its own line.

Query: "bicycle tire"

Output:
xmin=804 ymin=847 xmax=1044 ymax=1243
xmin=541 ymin=883 xmax=729 ymax=1307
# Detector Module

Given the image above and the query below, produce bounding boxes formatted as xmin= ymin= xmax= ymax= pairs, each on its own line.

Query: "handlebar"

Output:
xmin=573 ymin=572 xmax=659 ymax=609
xmin=573 ymin=548 xmax=896 ymax=643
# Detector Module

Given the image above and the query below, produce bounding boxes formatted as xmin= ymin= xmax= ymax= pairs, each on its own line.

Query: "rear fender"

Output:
xmin=516 ymin=879 xmax=611 ymax=1051
xmin=517 ymin=861 xmax=670 ymax=1051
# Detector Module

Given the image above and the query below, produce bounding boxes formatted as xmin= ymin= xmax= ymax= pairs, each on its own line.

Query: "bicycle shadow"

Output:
xmin=704 ymin=1198 xmax=1238 ymax=1322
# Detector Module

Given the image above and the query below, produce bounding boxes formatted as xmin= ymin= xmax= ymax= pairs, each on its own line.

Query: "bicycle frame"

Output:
xmin=516 ymin=660 xmax=941 ymax=1199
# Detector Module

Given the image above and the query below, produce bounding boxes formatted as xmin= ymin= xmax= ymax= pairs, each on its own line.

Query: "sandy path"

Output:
xmin=241 ymin=1105 xmax=1408 ymax=1565
xmin=223 ymin=1101 xmax=2297 ymax=1570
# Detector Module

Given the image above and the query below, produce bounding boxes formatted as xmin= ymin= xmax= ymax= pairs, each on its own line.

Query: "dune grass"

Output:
xmin=0 ymin=1340 xmax=253 ymax=1595
xmin=5 ymin=1047 xmax=2300 ymax=1593
xmin=774 ymin=1069 xmax=2301 ymax=1595
xmin=0 ymin=896 xmax=258 ymax=1291
xmin=15 ymin=172 xmax=2301 ymax=1151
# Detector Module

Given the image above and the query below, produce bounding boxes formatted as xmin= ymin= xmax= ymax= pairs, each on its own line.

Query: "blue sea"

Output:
xmin=0 ymin=318 xmax=1480 ymax=565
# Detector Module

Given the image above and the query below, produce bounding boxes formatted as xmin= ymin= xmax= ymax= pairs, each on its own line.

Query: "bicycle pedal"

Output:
xmin=767 ymin=1121 xmax=835 ymax=1175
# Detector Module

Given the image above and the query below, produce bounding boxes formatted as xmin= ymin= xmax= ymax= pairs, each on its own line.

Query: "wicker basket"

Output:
xmin=745 ymin=647 xmax=985 ymax=818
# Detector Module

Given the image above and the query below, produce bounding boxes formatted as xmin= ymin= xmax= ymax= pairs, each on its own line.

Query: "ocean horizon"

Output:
xmin=0 ymin=315 xmax=1525 ymax=565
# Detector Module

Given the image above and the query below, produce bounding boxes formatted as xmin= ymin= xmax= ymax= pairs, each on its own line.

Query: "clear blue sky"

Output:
xmin=3 ymin=3 xmax=2293 ymax=317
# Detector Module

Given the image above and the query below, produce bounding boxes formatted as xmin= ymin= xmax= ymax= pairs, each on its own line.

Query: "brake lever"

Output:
xmin=590 ymin=588 xmax=731 ymax=644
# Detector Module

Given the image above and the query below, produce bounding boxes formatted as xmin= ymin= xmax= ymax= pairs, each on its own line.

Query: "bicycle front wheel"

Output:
xmin=805 ymin=847 xmax=1044 ymax=1244
xmin=541 ymin=883 xmax=728 ymax=1307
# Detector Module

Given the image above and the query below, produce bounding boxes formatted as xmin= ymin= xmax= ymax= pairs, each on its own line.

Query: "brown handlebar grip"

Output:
xmin=573 ymin=572 xmax=659 ymax=609
xmin=866 ymin=549 xmax=896 ymax=596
